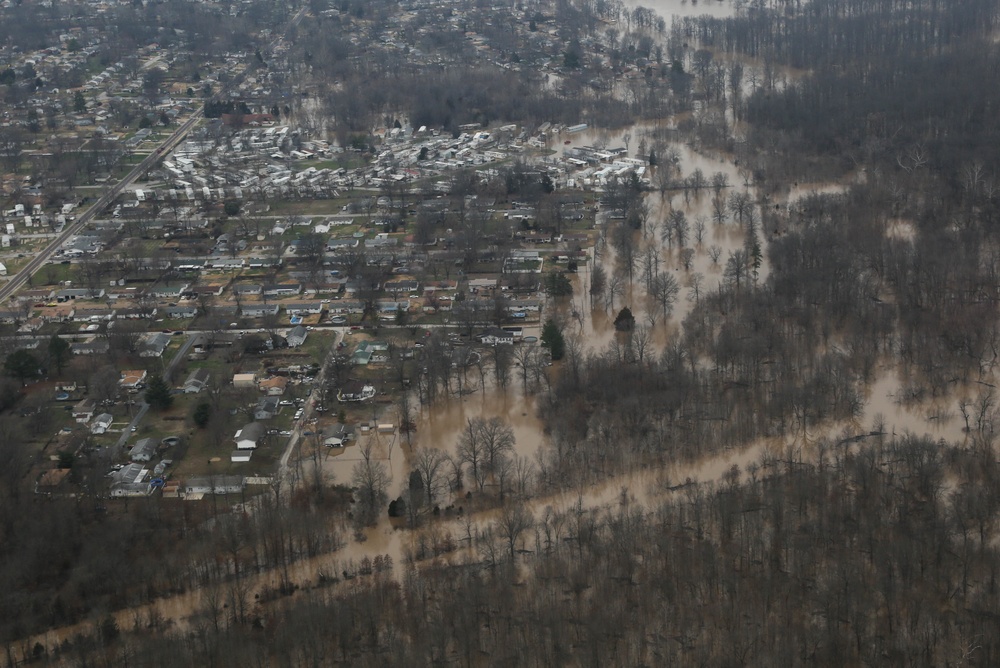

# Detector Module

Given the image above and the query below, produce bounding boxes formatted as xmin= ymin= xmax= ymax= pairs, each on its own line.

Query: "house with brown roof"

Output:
xmin=119 ymin=369 xmax=148 ymax=390
xmin=258 ymin=376 xmax=289 ymax=396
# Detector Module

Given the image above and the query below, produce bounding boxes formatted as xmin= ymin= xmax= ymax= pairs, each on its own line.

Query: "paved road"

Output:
xmin=0 ymin=5 xmax=310 ymax=306
xmin=113 ymin=333 xmax=196 ymax=452
xmin=278 ymin=328 xmax=339 ymax=474
xmin=0 ymin=111 xmax=204 ymax=304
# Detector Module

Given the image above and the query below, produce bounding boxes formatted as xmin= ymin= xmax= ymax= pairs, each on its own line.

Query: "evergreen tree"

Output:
xmin=48 ymin=335 xmax=70 ymax=374
xmin=145 ymin=374 xmax=173 ymax=411
xmin=193 ymin=401 xmax=211 ymax=428
xmin=545 ymin=272 xmax=574 ymax=297
xmin=614 ymin=306 xmax=636 ymax=331
xmin=541 ymin=319 xmax=565 ymax=361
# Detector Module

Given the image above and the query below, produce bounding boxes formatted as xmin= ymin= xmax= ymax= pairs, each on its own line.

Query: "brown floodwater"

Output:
xmin=624 ymin=0 xmax=741 ymax=20
xmin=22 ymin=359 xmax=968 ymax=659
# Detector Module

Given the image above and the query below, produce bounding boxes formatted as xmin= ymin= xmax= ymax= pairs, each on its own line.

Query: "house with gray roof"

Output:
xmin=287 ymin=325 xmax=308 ymax=347
xmin=130 ymin=437 xmax=159 ymax=462
xmin=234 ymin=422 xmax=264 ymax=449
xmin=183 ymin=368 xmax=211 ymax=393
xmin=139 ymin=332 xmax=171 ymax=357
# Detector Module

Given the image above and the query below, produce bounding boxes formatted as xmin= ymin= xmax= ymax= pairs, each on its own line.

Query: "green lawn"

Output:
xmin=34 ymin=262 xmax=79 ymax=286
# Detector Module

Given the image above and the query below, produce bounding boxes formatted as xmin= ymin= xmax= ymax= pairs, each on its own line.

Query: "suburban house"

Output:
xmin=286 ymin=302 xmax=325 ymax=315
xmin=240 ymin=303 xmax=280 ymax=318
xmin=110 ymin=481 xmax=152 ymax=498
xmin=119 ymin=369 xmax=148 ymax=390
xmin=233 ymin=372 xmax=258 ymax=388
xmin=233 ymin=284 xmax=263 ymax=297
xmin=287 ymin=324 xmax=308 ymax=347
xmin=72 ymin=398 xmax=97 ymax=423
xmin=71 ymin=339 xmax=109 ymax=355
xmin=130 ymin=437 xmax=159 ymax=462
xmin=203 ymin=258 xmax=245 ymax=270
xmin=55 ymin=287 xmax=105 ymax=301
xmin=376 ymin=300 xmax=409 ymax=317
xmin=109 ymin=464 xmax=150 ymax=497
xmin=190 ymin=334 xmax=211 ymax=355
xmin=258 ymin=376 xmax=289 ymax=396
xmin=423 ymin=280 xmax=459 ymax=295
xmin=384 ymin=279 xmax=419 ymax=295
xmin=183 ymin=368 xmax=211 ymax=394
xmin=146 ymin=284 xmax=189 ymax=299
xmin=351 ymin=340 xmax=389 ymax=365
xmin=91 ymin=413 xmax=114 ymax=434
xmin=263 ymin=283 xmax=302 ymax=298
xmin=477 ymin=327 xmax=515 ymax=345
xmin=188 ymin=284 xmax=225 ymax=297
xmin=338 ymin=380 xmax=376 ymax=402
xmin=328 ymin=300 xmax=365 ymax=315
xmin=114 ymin=463 xmax=147 ymax=485
xmin=254 ymin=396 xmax=280 ymax=420
xmin=183 ymin=475 xmax=245 ymax=496
xmin=247 ymin=257 xmax=281 ymax=269
xmin=72 ymin=306 xmax=115 ymax=322
xmin=508 ymin=298 xmax=541 ymax=313
xmin=139 ymin=332 xmax=171 ymax=357
xmin=164 ymin=305 xmax=199 ymax=318
xmin=234 ymin=422 xmax=264 ymax=449
xmin=323 ymin=423 xmax=355 ymax=447
xmin=326 ymin=237 xmax=359 ymax=252
xmin=468 ymin=277 xmax=499 ymax=293
xmin=116 ymin=306 xmax=157 ymax=319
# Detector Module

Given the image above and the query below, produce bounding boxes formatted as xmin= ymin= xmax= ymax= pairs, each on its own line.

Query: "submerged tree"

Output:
xmin=541 ymin=319 xmax=566 ymax=361
xmin=614 ymin=306 xmax=636 ymax=331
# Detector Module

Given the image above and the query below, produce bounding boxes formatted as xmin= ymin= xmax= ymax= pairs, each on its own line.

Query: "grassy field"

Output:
xmin=266 ymin=199 xmax=352 ymax=217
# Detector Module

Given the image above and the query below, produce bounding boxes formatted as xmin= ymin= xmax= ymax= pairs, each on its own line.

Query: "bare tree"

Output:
xmin=412 ymin=447 xmax=449 ymax=506
xmin=495 ymin=501 xmax=533 ymax=560
xmin=351 ymin=439 xmax=390 ymax=528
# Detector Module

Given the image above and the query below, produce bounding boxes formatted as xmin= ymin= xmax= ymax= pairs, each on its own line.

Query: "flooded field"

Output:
xmin=623 ymin=0 xmax=741 ymax=20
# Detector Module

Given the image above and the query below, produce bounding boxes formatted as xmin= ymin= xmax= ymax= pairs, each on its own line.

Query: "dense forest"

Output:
xmin=54 ymin=436 xmax=1000 ymax=667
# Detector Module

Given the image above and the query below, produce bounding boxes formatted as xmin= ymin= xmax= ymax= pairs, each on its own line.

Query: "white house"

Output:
xmin=477 ymin=327 xmax=515 ymax=345
xmin=323 ymin=424 xmax=354 ymax=447
xmin=91 ymin=413 xmax=114 ymax=434
xmin=73 ymin=398 xmax=97 ymax=423
xmin=183 ymin=368 xmax=211 ymax=394
xmin=130 ymin=437 xmax=159 ymax=462
xmin=184 ymin=475 xmax=245 ymax=496
xmin=234 ymin=422 xmax=264 ymax=450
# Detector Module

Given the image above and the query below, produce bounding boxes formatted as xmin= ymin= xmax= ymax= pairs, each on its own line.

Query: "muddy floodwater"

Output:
xmin=24 ymin=363 xmax=970 ymax=657
xmin=622 ymin=0 xmax=741 ymax=20
xmin=19 ymin=3 xmax=982 ymax=659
